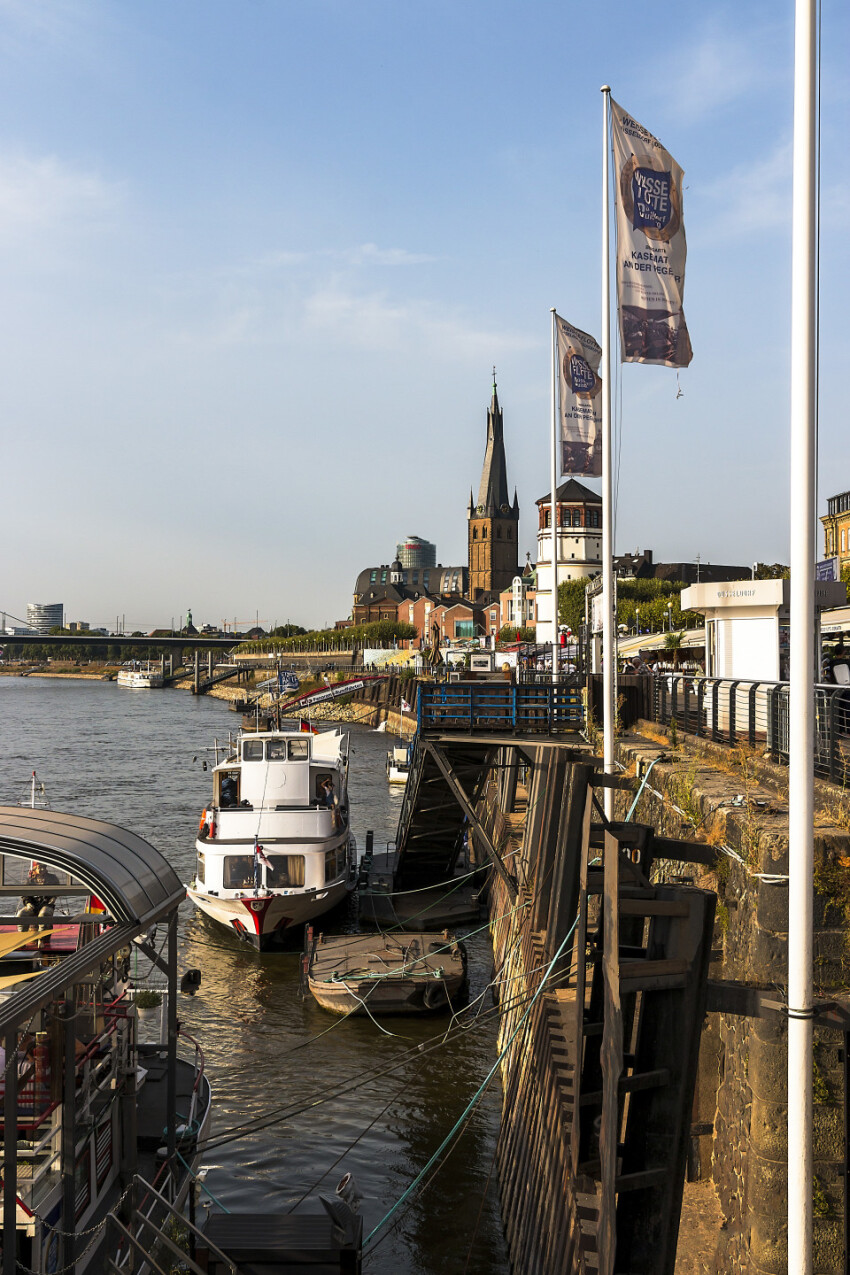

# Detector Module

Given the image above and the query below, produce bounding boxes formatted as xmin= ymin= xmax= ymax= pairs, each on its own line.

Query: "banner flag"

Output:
xmin=611 ymin=99 xmax=693 ymax=368
xmin=555 ymin=313 xmax=603 ymax=477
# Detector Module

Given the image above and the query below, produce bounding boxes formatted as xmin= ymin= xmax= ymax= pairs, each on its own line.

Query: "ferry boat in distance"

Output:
xmin=386 ymin=742 xmax=412 ymax=785
xmin=117 ymin=660 xmax=164 ymax=689
xmin=188 ymin=722 xmax=357 ymax=949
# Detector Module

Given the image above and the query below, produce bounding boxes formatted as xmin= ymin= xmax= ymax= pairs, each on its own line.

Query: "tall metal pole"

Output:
xmin=788 ymin=1 xmax=817 ymax=1270
xmin=600 ymin=85 xmax=615 ymax=815
xmin=550 ymin=308 xmax=559 ymax=683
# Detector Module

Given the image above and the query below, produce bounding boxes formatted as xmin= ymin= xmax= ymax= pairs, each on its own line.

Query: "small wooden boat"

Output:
xmin=305 ymin=930 xmax=467 ymax=1015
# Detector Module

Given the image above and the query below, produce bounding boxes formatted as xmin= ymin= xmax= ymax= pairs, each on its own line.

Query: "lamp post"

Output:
xmin=667 ymin=601 xmax=673 ymax=632
xmin=635 ymin=606 xmax=640 ymax=636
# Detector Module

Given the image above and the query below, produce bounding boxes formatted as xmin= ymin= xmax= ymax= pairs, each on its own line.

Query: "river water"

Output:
xmin=0 ymin=677 xmax=509 ymax=1274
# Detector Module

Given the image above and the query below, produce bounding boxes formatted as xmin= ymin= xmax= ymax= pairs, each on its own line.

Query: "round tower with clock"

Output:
xmin=467 ymin=375 xmax=520 ymax=601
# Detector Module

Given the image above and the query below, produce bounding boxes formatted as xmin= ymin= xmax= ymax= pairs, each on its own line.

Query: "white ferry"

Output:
xmin=188 ymin=722 xmax=357 ymax=949
xmin=386 ymin=743 xmax=412 ymax=785
xmin=117 ymin=661 xmax=164 ymax=689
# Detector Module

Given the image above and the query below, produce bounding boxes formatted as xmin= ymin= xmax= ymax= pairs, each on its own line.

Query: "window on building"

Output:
xmin=843 ymin=530 xmax=847 ymax=552
xmin=456 ymin=620 xmax=475 ymax=637
xmin=507 ymin=527 xmax=513 ymax=539
xmin=370 ymin=570 xmax=377 ymax=582
xmin=473 ymin=528 xmax=478 ymax=540
xmin=573 ymin=510 xmax=581 ymax=526
xmin=483 ymin=527 xmax=488 ymax=538
xmin=497 ymin=526 xmax=502 ymax=538
xmin=381 ymin=571 xmax=387 ymax=582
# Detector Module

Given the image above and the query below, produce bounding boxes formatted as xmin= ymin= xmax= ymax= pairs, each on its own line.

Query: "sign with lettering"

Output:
xmin=815 ymin=557 xmax=839 ymax=583
xmin=611 ymin=99 xmax=692 ymax=368
xmin=555 ymin=313 xmax=603 ymax=476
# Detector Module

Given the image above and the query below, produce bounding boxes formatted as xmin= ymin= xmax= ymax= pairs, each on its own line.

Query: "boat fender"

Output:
xmin=208 ymin=816 xmax=216 ymax=839
xmin=199 ymin=810 xmax=207 ymax=835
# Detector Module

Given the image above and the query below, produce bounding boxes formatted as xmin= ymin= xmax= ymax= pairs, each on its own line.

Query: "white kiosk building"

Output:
xmin=681 ymin=579 xmax=846 ymax=682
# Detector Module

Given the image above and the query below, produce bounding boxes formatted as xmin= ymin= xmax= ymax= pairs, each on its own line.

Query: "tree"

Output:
xmin=664 ymin=630 xmax=684 ymax=670
xmin=754 ymin=562 xmax=789 ymax=580
xmin=557 ymin=579 xmax=592 ymax=636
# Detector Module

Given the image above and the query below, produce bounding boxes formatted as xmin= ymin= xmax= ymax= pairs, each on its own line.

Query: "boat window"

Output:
xmin=266 ymin=855 xmax=305 ymax=887
xmin=242 ymin=740 xmax=265 ymax=762
xmin=197 ymin=851 xmax=205 ymax=883
xmin=324 ymin=848 xmax=346 ymax=882
xmin=223 ymin=856 xmax=256 ymax=888
xmin=288 ymin=739 xmax=310 ymax=761
xmin=267 ymin=738 xmax=288 ymax=760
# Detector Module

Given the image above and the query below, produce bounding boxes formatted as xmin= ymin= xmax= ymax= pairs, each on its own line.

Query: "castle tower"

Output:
xmin=467 ymin=377 xmax=520 ymax=600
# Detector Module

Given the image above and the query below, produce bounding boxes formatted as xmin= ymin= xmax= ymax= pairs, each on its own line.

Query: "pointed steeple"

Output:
xmin=476 ymin=371 xmax=510 ymax=514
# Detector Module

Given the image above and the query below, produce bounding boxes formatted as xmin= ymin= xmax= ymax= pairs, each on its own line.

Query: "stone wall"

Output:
xmin=615 ymin=730 xmax=850 ymax=1273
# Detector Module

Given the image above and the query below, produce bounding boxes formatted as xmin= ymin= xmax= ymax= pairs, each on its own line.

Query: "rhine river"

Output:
xmin=0 ymin=677 xmax=509 ymax=1274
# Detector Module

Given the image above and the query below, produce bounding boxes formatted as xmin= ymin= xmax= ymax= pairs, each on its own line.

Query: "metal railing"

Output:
xmin=651 ymin=674 xmax=850 ymax=784
xmin=417 ymin=681 xmax=583 ymax=734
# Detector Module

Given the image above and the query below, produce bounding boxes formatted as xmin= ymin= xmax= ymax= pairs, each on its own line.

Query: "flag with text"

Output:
xmin=611 ymin=99 xmax=693 ymax=368
xmin=555 ymin=313 xmax=603 ymax=477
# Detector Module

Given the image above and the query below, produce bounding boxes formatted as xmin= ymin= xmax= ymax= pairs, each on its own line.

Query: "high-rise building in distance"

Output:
xmin=395 ymin=536 xmax=437 ymax=569
xmin=27 ymin=602 xmax=64 ymax=633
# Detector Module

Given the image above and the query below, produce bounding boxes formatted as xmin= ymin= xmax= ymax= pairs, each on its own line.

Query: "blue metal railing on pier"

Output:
xmin=416 ymin=681 xmax=583 ymax=734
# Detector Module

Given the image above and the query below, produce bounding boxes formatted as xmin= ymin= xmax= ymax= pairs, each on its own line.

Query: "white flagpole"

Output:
xmin=600 ymin=85 xmax=614 ymax=814
xmin=550 ymin=307 xmax=559 ymax=683
xmin=788 ymin=0 xmax=816 ymax=1269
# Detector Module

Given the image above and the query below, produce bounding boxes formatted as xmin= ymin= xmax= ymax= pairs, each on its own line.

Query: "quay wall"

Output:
xmin=473 ymin=747 xmax=593 ymax=1273
xmin=614 ymin=728 xmax=850 ymax=1274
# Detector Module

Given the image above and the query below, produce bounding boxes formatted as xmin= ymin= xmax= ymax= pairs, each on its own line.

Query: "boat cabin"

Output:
xmin=0 ymin=805 xmax=205 ymax=1275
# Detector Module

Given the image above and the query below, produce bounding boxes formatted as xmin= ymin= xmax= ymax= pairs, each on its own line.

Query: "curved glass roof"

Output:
xmin=0 ymin=806 xmax=184 ymax=925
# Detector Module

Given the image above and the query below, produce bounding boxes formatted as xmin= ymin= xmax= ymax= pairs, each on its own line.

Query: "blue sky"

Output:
xmin=1 ymin=0 xmax=847 ymax=631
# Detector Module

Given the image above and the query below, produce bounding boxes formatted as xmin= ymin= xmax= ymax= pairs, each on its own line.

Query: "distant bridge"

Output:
xmin=2 ymin=633 xmax=238 ymax=650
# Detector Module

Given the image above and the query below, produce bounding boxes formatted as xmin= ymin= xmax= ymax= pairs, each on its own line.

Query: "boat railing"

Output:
xmin=177 ymin=1027 xmax=205 ymax=1132
xmin=6 ymin=997 xmax=132 ymax=1212
xmin=102 ymin=1173 xmax=239 ymax=1275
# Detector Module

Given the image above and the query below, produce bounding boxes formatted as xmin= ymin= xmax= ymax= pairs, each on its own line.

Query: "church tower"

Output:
xmin=467 ymin=376 xmax=520 ymax=600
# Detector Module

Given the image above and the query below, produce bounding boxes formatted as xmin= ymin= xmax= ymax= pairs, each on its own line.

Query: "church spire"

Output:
xmin=476 ymin=374 xmax=510 ymax=514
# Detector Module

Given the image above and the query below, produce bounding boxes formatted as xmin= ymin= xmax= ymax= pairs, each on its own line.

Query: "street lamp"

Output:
xmin=635 ymin=606 xmax=640 ymax=636
xmin=667 ymin=601 xmax=673 ymax=631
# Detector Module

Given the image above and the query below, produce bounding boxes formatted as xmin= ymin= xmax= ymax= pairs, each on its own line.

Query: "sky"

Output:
xmin=1 ymin=0 xmax=847 ymax=632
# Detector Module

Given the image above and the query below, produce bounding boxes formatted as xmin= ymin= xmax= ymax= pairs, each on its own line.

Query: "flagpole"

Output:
xmin=600 ymin=85 xmax=614 ymax=814
xmin=788 ymin=0 xmax=817 ymax=1269
xmin=550 ymin=307 xmax=559 ymax=683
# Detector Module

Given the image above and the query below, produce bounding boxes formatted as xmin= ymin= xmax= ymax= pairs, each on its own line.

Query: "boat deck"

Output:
xmin=0 ymin=923 xmax=81 ymax=954
xmin=308 ymin=930 xmax=467 ymax=1015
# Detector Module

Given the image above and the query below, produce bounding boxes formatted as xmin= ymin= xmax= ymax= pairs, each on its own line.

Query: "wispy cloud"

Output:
xmin=346 ymin=243 xmax=436 ymax=267
xmin=698 ymin=140 xmax=791 ymax=238
xmin=303 ymin=283 xmax=534 ymax=360
xmin=661 ymin=17 xmax=786 ymax=125
xmin=0 ymin=151 xmax=121 ymax=237
xmin=258 ymin=243 xmax=436 ymax=270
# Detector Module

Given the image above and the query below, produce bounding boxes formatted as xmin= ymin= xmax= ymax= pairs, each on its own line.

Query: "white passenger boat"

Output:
xmin=187 ymin=722 xmax=357 ymax=949
xmin=386 ymin=743 xmax=411 ymax=785
xmin=117 ymin=661 xmax=164 ymax=689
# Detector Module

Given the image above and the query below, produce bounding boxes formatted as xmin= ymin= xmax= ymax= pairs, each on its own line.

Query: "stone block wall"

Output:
xmin=615 ymin=732 xmax=850 ymax=1273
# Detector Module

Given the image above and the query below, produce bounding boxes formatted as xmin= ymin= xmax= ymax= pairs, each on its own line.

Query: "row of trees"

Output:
xmin=557 ymin=577 xmax=703 ymax=637
xmin=236 ymin=620 xmax=418 ymax=654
